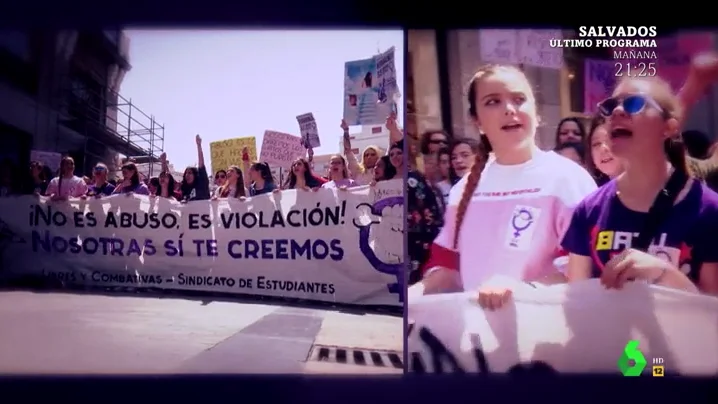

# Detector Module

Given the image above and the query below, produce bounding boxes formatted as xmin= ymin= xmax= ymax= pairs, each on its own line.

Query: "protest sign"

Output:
xmin=344 ymin=57 xmax=393 ymax=126
xmin=209 ymin=137 xmax=257 ymax=175
xmin=0 ymin=180 xmax=405 ymax=306
xmin=479 ymin=30 xmax=520 ymax=65
xmin=656 ymin=33 xmax=714 ymax=91
xmin=259 ymin=130 xmax=305 ymax=170
xmin=375 ymin=46 xmax=400 ymax=99
xmin=296 ymin=113 xmax=321 ymax=148
xmin=30 ymin=150 xmax=62 ymax=173
xmin=408 ymin=278 xmax=718 ymax=375
xmin=584 ymin=59 xmax=617 ymax=114
xmin=517 ymin=29 xmax=563 ymax=69
xmin=613 ymin=32 xmax=714 ymax=92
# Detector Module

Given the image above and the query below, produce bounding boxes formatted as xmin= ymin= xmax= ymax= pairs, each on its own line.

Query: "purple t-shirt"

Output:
xmin=561 ymin=179 xmax=718 ymax=282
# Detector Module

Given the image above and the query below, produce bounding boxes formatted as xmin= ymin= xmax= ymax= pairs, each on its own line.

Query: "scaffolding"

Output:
xmin=57 ymin=73 xmax=165 ymax=177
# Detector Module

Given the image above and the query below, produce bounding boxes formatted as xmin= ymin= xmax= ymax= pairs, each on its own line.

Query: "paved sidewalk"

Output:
xmin=0 ymin=290 xmax=403 ymax=374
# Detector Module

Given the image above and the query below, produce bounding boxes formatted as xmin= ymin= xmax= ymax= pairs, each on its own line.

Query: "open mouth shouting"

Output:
xmin=611 ymin=127 xmax=633 ymax=139
xmin=501 ymin=123 xmax=523 ymax=132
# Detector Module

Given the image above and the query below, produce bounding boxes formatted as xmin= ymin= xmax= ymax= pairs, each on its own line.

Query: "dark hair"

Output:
xmin=554 ymin=141 xmax=586 ymax=163
xmin=181 ymin=166 xmax=199 ymax=197
xmin=682 ymin=130 xmax=713 ymax=160
xmin=158 ymin=171 xmax=177 ymax=198
xmin=121 ymin=162 xmax=141 ymax=188
xmin=585 ymin=114 xmax=611 ymax=186
xmin=437 ymin=146 xmax=452 ymax=182
xmin=214 ymin=169 xmax=227 ymax=180
xmin=555 ymin=117 xmax=587 ymax=147
xmin=448 ymin=137 xmax=481 ymax=185
xmin=250 ymin=162 xmax=274 ymax=183
xmin=29 ymin=161 xmax=48 ymax=182
xmin=389 ymin=140 xmax=403 ymax=152
xmin=218 ymin=166 xmax=246 ymax=198
xmin=377 ymin=155 xmax=396 ymax=181
xmin=363 ymin=71 xmax=372 ymax=87
xmin=455 ymin=66 xmax=518 ymax=249
xmin=420 ymin=129 xmax=452 ymax=155
xmin=284 ymin=158 xmax=318 ymax=189
xmin=149 ymin=176 xmax=160 ymax=188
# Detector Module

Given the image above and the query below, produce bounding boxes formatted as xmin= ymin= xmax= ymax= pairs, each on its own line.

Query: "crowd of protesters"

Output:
xmin=0 ymin=114 xmax=405 ymax=204
xmin=407 ymin=52 xmax=718 ymax=301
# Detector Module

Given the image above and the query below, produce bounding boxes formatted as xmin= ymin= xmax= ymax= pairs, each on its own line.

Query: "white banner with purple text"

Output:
xmin=0 ymin=180 xmax=405 ymax=306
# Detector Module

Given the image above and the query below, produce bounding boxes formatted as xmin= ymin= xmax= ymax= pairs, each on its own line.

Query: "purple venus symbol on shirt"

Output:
xmin=511 ymin=208 xmax=534 ymax=238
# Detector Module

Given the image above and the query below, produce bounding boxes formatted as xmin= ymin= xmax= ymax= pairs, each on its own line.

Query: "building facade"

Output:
xmin=408 ymin=29 xmax=718 ymax=154
xmin=0 ymin=30 xmax=164 ymax=178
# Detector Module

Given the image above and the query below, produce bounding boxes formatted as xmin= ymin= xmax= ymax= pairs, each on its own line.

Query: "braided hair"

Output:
xmin=452 ymin=65 xmax=533 ymax=249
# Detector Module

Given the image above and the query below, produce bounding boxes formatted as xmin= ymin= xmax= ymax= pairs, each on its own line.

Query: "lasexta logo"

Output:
xmin=618 ymin=340 xmax=647 ymax=376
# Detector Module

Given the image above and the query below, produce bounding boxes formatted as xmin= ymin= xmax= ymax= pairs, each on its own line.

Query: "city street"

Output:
xmin=0 ymin=290 xmax=403 ymax=374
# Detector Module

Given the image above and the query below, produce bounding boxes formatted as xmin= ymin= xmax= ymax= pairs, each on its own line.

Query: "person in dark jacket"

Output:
xmin=179 ymin=134 xmax=211 ymax=202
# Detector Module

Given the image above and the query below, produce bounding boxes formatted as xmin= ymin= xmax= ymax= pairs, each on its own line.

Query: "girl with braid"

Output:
xmin=408 ymin=64 xmax=597 ymax=299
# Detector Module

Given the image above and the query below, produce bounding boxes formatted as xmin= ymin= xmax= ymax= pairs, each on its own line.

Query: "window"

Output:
xmin=560 ymin=38 xmax=613 ymax=117
xmin=66 ymin=67 xmax=104 ymax=125
xmin=0 ymin=47 xmax=38 ymax=95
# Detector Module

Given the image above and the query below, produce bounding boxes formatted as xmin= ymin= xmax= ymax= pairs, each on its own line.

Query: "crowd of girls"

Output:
xmin=408 ymin=52 xmax=718 ymax=302
xmin=0 ymin=114 xmax=406 ymax=205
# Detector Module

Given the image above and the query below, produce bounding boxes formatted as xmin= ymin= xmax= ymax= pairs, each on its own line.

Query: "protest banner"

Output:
xmin=584 ymin=59 xmax=617 ymax=114
xmin=375 ymin=46 xmax=400 ymax=99
xmin=259 ymin=130 xmax=305 ymax=170
xmin=0 ymin=180 xmax=405 ymax=306
xmin=408 ymin=278 xmax=718 ymax=375
xmin=344 ymin=56 xmax=393 ymax=126
xmin=209 ymin=137 xmax=257 ymax=175
xmin=479 ymin=30 xmax=520 ymax=65
xmin=30 ymin=150 xmax=62 ymax=173
xmin=296 ymin=113 xmax=321 ymax=148
xmin=517 ymin=29 xmax=563 ymax=69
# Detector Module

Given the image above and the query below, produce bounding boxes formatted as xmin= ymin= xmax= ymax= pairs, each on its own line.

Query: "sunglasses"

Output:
xmin=94 ymin=167 xmax=106 ymax=172
xmin=597 ymin=94 xmax=663 ymax=117
xmin=216 ymin=174 xmax=226 ymax=179
xmin=429 ymin=139 xmax=447 ymax=145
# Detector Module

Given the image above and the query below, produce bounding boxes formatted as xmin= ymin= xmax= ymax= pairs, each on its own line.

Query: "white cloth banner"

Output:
xmin=0 ymin=180 xmax=405 ymax=306
xmin=408 ymin=278 xmax=718 ymax=375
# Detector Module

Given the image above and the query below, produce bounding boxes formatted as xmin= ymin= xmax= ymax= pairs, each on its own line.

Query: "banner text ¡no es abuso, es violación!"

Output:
xmin=0 ymin=180 xmax=405 ymax=306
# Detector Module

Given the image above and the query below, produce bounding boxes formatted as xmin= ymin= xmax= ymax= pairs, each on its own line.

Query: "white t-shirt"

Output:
xmin=45 ymin=175 xmax=88 ymax=198
xmin=435 ymin=180 xmax=452 ymax=206
xmin=432 ymin=150 xmax=597 ymax=291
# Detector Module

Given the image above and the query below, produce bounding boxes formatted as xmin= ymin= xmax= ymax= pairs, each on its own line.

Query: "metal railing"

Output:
xmin=59 ymin=81 xmax=165 ymax=165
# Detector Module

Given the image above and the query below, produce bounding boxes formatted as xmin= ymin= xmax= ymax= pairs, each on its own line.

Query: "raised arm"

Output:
xmin=195 ymin=134 xmax=206 ymax=168
xmin=341 ymin=119 xmax=362 ymax=176
xmin=386 ymin=113 xmax=403 ymax=147
xmin=160 ymin=152 xmax=170 ymax=173
xmin=241 ymin=146 xmax=251 ymax=189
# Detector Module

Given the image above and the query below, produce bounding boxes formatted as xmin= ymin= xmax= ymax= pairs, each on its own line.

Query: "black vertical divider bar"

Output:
xmin=402 ymin=28 xmax=409 ymax=375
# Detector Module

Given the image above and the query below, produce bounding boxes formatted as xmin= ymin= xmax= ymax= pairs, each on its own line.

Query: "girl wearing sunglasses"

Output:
xmin=585 ymin=54 xmax=718 ymax=189
xmin=561 ymin=75 xmax=718 ymax=295
xmin=86 ymin=163 xmax=115 ymax=197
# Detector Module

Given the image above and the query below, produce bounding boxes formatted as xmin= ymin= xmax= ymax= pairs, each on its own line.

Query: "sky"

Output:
xmin=120 ymin=29 xmax=404 ymax=169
